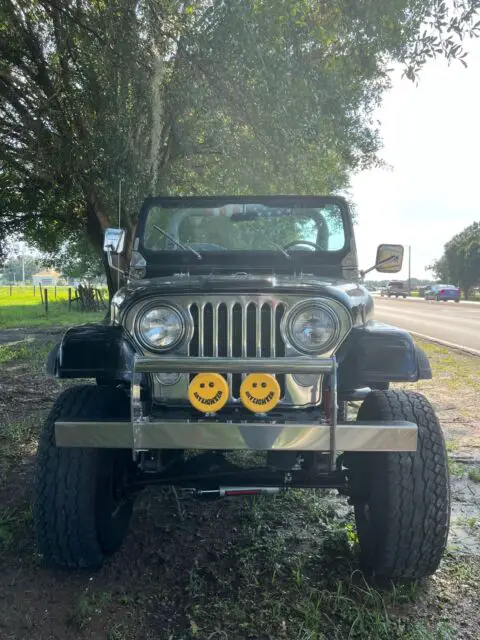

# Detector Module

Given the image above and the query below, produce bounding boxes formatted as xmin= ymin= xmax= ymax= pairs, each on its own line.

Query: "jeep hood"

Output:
xmin=118 ymin=274 xmax=373 ymax=324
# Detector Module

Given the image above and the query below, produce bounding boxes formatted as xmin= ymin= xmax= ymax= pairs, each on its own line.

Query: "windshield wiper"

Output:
xmin=153 ymin=224 xmax=203 ymax=260
xmin=245 ymin=223 xmax=291 ymax=259
xmin=266 ymin=239 xmax=291 ymax=259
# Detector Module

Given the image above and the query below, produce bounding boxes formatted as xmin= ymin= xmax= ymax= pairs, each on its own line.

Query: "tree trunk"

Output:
xmin=84 ymin=188 xmax=135 ymax=298
xmin=84 ymin=194 xmax=117 ymax=298
xmin=101 ymin=247 xmax=116 ymax=300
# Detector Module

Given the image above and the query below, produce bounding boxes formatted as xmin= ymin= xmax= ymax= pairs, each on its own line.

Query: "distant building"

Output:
xmin=32 ymin=269 xmax=61 ymax=286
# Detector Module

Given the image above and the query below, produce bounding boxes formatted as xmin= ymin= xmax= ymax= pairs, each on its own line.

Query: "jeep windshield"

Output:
xmin=142 ymin=201 xmax=346 ymax=254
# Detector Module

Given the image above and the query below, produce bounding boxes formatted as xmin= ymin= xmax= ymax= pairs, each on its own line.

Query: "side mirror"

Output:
xmin=103 ymin=228 xmax=126 ymax=254
xmin=375 ymin=244 xmax=404 ymax=273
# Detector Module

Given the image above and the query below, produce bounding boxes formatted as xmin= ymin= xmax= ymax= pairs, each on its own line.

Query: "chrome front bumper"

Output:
xmin=55 ymin=419 xmax=417 ymax=451
xmin=54 ymin=356 xmax=418 ymax=461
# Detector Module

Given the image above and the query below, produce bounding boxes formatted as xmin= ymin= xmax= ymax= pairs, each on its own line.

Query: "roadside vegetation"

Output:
xmin=0 ymin=286 xmax=105 ymax=328
xmin=0 ymin=332 xmax=479 ymax=639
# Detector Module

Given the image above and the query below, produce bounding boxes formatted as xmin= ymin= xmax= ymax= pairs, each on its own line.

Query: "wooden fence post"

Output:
xmin=44 ymin=288 xmax=48 ymax=314
xmin=33 ymin=285 xmax=36 ymax=296
xmin=68 ymin=287 xmax=72 ymax=310
xmin=55 ymin=285 xmax=57 ymax=299
xmin=10 ymin=284 xmax=12 ymax=296
xmin=39 ymin=286 xmax=44 ymax=305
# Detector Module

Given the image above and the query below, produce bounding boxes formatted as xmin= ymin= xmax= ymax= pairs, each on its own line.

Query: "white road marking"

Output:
xmin=407 ymin=330 xmax=480 ymax=357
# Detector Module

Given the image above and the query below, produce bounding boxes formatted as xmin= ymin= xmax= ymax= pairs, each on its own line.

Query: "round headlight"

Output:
xmin=137 ymin=305 xmax=185 ymax=351
xmin=285 ymin=301 xmax=340 ymax=354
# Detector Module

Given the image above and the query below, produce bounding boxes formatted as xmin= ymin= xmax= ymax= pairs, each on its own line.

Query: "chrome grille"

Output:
xmin=188 ymin=301 xmax=286 ymax=399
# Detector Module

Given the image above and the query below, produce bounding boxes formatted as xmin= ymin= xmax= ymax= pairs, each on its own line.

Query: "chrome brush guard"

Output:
xmin=55 ymin=355 xmax=418 ymax=469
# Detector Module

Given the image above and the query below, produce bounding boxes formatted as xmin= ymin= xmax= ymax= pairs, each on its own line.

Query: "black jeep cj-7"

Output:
xmin=34 ymin=196 xmax=449 ymax=579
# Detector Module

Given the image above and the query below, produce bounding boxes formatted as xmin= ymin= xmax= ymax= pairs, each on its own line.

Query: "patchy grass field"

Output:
xmin=0 ymin=286 xmax=105 ymax=328
xmin=0 ymin=332 xmax=479 ymax=640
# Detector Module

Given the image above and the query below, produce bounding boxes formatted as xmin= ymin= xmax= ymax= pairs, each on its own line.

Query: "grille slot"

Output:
xmin=189 ymin=300 xmax=286 ymax=400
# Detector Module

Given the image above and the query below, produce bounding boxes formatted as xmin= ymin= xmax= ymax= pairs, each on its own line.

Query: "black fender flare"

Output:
xmin=337 ymin=321 xmax=432 ymax=390
xmin=47 ymin=324 xmax=138 ymax=382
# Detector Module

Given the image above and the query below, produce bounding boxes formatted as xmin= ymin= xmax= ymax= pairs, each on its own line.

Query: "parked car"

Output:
xmin=380 ymin=280 xmax=408 ymax=298
xmin=424 ymin=284 xmax=461 ymax=302
xmin=35 ymin=195 xmax=449 ymax=581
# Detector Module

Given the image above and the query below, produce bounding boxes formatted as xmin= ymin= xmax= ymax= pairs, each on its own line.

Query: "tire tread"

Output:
xmin=354 ymin=389 xmax=450 ymax=579
xmin=34 ymin=385 xmax=130 ymax=569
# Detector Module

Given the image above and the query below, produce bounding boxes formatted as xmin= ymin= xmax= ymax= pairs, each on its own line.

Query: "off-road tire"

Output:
xmin=34 ymin=385 xmax=135 ymax=569
xmin=347 ymin=390 xmax=450 ymax=580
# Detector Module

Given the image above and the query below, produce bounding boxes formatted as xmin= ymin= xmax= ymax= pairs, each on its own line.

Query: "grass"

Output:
xmin=0 ymin=284 xmax=71 ymax=301
xmin=0 ymin=326 xmax=479 ymax=638
xmin=68 ymin=590 xmax=113 ymax=630
xmin=0 ymin=286 xmax=105 ymax=328
xmin=0 ymin=506 xmax=32 ymax=550
xmin=444 ymin=439 xmax=458 ymax=454
xmin=441 ymin=552 xmax=480 ymax=583
xmin=408 ymin=339 xmax=480 ymax=453
xmin=414 ymin=340 xmax=480 ymax=389
xmin=171 ymin=491 xmax=460 ymax=640
xmin=0 ymin=340 xmax=60 ymax=473
xmin=0 ymin=339 xmax=53 ymax=366
xmin=468 ymin=468 xmax=480 ymax=483
xmin=448 ymin=460 xmax=467 ymax=477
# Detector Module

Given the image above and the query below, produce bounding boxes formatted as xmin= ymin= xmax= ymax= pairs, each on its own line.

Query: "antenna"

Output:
xmin=117 ymin=179 xmax=122 ymax=291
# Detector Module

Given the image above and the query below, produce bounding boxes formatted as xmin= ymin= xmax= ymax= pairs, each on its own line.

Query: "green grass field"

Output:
xmin=0 ymin=285 xmax=105 ymax=328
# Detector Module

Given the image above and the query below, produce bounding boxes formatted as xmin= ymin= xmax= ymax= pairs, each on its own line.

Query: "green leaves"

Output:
xmin=1 ymin=0 xmax=479 ymax=282
xmin=429 ymin=222 xmax=480 ymax=298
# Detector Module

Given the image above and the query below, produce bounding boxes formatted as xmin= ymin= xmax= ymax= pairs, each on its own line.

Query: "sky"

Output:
xmin=351 ymin=37 xmax=480 ymax=281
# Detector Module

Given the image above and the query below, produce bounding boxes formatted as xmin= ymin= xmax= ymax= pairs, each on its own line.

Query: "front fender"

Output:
xmin=47 ymin=324 xmax=138 ymax=381
xmin=337 ymin=321 xmax=431 ymax=390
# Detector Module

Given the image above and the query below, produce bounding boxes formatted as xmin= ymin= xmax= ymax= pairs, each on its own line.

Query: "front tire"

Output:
xmin=34 ymin=385 xmax=136 ymax=569
xmin=347 ymin=390 xmax=450 ymax=580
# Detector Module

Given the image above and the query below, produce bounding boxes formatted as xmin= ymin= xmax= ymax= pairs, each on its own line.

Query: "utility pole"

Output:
xmin=408 ymin=245 xmax=411 ymax=293
xmin=22 ymin=251 xmax=25 ymax=285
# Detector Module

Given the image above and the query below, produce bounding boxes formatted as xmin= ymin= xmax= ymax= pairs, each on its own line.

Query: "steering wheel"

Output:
xmin=282 ymin=240 xmax=323 ymax=251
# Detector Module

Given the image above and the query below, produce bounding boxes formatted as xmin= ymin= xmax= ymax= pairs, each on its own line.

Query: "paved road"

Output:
xmin=373 ymin=297 xmax=480 ymax=352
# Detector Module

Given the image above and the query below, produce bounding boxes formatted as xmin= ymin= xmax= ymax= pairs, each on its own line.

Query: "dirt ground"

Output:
xmin=0 ymin=328 xmax=479 ymax=640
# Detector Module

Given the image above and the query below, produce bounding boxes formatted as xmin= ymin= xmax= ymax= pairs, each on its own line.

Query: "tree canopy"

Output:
xmin=428 ymin=221 xmax=480 ymax=298
xmin=1 ymin=0 xmax=479 ymax=291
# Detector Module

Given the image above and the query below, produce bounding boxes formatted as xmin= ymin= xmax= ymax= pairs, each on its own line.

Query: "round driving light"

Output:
xmin=285 ymin=301 xmax=339 ymax=354
xmin=155 ymin=372 xmax=182 ymax=386
xmin=240 ymin=373 xmax=281 ymax=412
xmin=137 ymin=305 xmax=185 ymax=351
xmin=188 ymin=373 xmax=229 ymax=413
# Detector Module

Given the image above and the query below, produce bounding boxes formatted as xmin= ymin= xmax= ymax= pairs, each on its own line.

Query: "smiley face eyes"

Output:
xmin=188 ymin=373 xmax=229 ymax=413
xmin=240 ymin=374 xmax=281 ymax=412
